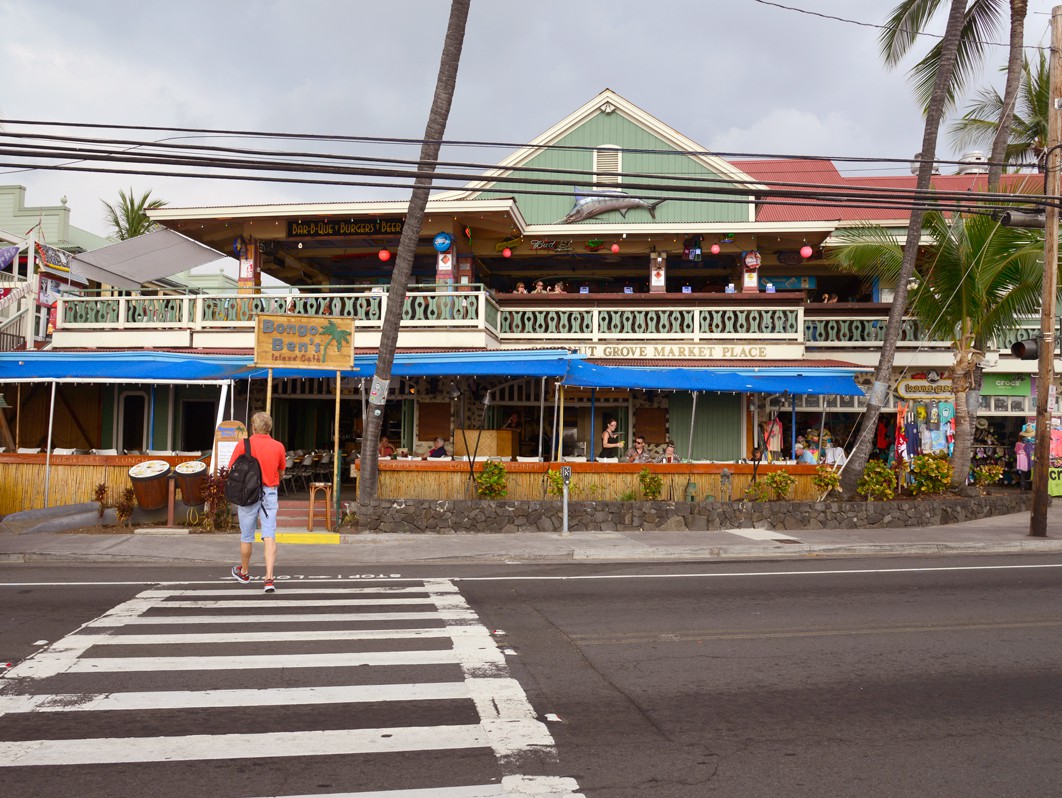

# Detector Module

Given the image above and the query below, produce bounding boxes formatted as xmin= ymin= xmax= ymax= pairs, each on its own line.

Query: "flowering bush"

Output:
xmin=910 ymin=453 xmax=953 ymax=496
xmin=744 ymin=479 xmax=772 ymax=502
xmin=475 ymin=461 xmax=508 ymax=499
xmin=761 ymin=470 xmax=797 ymax=500
xmin=857 ymin=459 xmax=895 ymax=501
xmin=973 ymin=463 xmax=1004 ymax=490
xmin=812 ymin=465 xmax=841 ymax=496
xmin=638 ymin=468 xmax=663 ymax=501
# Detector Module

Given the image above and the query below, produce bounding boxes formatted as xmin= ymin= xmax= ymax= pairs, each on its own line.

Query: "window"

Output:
xmin=594 ymin=146 xmax=621 ymax=186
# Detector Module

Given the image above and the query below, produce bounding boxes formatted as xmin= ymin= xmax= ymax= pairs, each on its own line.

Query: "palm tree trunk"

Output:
xmin=987 ymin=0 xmax=1029 ymax=190
xmin=840 ymin=0 xmax=969 ymax=497
xmin=949 ymin=331 xmax=981 ymax=488
xmin=358 ymin=0 xmax=471 ymax=501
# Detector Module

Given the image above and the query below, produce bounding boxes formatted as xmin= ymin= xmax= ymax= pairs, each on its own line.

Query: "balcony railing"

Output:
xmin=52 ymin=286 xmax=1049 ymax=353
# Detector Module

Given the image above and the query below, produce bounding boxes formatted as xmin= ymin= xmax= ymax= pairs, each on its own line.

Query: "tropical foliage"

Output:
xmin=857 ymin=460 xmax=897 ymax=502
xmin=101 ymin=188 xmax=167 ymax=240
xmin=832 ymin=210 xmax=1044 ymax=486
xmin=951 ymin=51 xmax=1049 ymax=170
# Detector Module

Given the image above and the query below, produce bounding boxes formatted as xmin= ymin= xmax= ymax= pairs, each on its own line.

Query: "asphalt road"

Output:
xmin=2 ymin=556 xmax=1062 ymax=797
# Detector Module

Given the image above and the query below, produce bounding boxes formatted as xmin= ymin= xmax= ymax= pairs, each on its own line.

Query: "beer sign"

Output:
xmin=253 ymin=313 xmax=355 ymax=370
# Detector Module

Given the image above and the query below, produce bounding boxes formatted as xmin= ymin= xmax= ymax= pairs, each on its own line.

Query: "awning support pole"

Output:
xmin=15 ymin=383 xmax=21 ymax=449
xmin=687 ymin=391 xmax=698 ymax=462
xmin=550 ymin=381 xmax=560 ymax=462
xmin=537 ymin=377 xmax=546 ymax=460
xmin=819 ymin=407 xmax=827 ymax=463
xmin=209 ymin=382 xmax=229 ymax=475
xmin=43 ymin=380 xmax=57 ymax=508
xmin=791 ymin=400 xmax=797 ymax=459
xmin=589 ymin=388 xmax=596 ymax=462
xmin=558 ymin=384 xmax=566 ymax=460
xmin=333 ymin=370 xmax=341 ymax=531
xmin=229 ymin=380 xmax=235 ymax=418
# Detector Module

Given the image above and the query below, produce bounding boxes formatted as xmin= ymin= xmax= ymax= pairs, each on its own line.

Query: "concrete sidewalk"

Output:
xmin=2 ymin=507 xmax=1062 ymax=565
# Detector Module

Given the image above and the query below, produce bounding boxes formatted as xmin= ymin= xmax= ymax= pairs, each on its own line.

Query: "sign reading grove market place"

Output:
xmin=253 ymin=313 xmax=355 ymax=370
xmin=287 ymin=219 xmax=403 ymax=237
xmin=574 ymin=343 xmax=804 ymax=359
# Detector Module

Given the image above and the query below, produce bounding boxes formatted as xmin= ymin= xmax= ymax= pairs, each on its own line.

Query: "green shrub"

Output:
xmin=638 ymin=468 xmax=663 ymax=501
xmin=910 ymin=453 xmax=952 ymax=496
xmin=973 ymin=463 xmax=1004 ymax=489
xmin=812 ymin=465 xmax=841 ymax=496
xmin=544 ymin=469 xmax=564 ymax=497
xmin=857 ymin=459 xmax=895 ymax=501
xmin=761 ymin=470 xmax=797 ymax=500
xmin=618 ymin=489 xmax=637 ymax=502
xmin=744 ymin=479 xmax=772 ymax=502
xmin=476 ymin=461 xmax=508 ymax=499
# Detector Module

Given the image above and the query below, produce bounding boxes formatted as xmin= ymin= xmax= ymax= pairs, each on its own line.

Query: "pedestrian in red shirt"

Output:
xmin=229 ymin=411 xmax=286 ymax=593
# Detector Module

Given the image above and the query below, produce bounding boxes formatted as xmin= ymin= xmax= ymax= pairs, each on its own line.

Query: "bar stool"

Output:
xmin=307 ymin=482 xmax=334 ymax=531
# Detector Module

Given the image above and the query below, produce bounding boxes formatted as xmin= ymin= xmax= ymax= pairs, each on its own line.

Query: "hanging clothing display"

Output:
xmin=764 ymin=417 xmax=783 ymax=456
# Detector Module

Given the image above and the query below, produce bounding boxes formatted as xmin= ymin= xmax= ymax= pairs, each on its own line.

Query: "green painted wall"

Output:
xmin=668 ymin=393 xmax=742 ymax=461
xmin=473 ymin=111 xmax=751 ymax=226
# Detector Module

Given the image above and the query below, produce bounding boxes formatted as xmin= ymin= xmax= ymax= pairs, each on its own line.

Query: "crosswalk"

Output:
xmin=0 ymin=578 xmax=583 ymax=797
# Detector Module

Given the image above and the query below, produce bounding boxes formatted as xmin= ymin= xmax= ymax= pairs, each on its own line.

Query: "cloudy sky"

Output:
xmin=0 ymin=0 xmax=1056 ymax=239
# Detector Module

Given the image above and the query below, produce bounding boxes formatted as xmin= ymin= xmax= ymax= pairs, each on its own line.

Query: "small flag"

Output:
xmin=0 ymin=245 xmax=19 ymax=270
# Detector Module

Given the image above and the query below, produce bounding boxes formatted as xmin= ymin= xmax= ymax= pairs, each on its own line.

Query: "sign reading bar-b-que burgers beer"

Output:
xmin=253 ymin=313 xmax=355 ymax=370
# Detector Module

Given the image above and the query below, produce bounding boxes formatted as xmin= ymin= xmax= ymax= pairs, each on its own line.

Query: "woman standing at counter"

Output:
xmin=599 ymin=418 xmax=624 ymax=459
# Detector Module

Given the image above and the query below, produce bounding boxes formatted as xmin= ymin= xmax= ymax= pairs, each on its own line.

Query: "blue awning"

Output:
xmin=561 ymin=359 xmax=865 ymax=396
xmin=0 ymin=349 xmax=864 ymax=396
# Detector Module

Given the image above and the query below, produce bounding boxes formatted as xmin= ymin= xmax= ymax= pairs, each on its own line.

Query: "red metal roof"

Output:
xmin=730 ymin=159 xmax=1043 ymax=224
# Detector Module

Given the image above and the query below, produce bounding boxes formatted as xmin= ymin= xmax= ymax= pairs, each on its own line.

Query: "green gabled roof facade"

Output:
xmin=437 ymin=89 xmax=764 ymax=228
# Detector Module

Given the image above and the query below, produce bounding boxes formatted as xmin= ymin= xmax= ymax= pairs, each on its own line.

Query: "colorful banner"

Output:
xmin=0 ymin=245 xmax=19 ymax=270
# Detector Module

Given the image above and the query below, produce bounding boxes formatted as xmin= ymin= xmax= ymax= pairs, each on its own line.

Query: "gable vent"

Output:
xmin=594 ymin=146 xmax=621 ymax=186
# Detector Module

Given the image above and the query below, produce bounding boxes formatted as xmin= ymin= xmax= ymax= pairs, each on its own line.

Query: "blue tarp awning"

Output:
xmin=0 ymin=349 xmax=865 ymax=396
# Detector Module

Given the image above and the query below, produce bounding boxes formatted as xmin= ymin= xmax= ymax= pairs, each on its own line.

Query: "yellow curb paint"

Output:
xmin=254 ymin=533 xmax=340 ymax=545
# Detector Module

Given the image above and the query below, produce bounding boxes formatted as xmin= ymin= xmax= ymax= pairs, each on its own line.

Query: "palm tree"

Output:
xmin=832 ymin=211 xmax=1044 ymax=486
xmin=951 ymin=50 xmax=1049 ymax=171
xmin=839 ymin=0 xmax=971 ymax=497
xmin=101 ymin=188 xmax=167 ymax=240
xmin=320 ymin=319 xmax=351 ymax=355
xmin=357 ymin=0 xmax=471 ymax=501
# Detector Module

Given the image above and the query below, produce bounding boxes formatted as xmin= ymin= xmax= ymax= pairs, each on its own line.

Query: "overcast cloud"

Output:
xmin=0 ymin=0 xmax=1055 ymax=238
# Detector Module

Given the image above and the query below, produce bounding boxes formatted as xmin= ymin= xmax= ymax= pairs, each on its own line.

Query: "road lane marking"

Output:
xmin=259 ymin=775 xmax=585 ymax=797
xmin=7 ymin=561 xmax=1062 ymax=588
xmin=67 ymin=627 xmax=471 ymax=645
xmin=154 ymin=598 xmax=438 ymax=608
xmin=7 ymin=649 xmax=465 ymax=678
xmin=85 ymin=610 xmax=478 ymax=626
xmin=0 ymin=725 xmax=490 ymax=767
xmin=0 ymin=682 xmax=471 ymax=714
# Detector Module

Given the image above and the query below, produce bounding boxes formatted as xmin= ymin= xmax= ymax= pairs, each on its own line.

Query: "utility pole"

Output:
xmin=1030 ymin=5 xmax=1062 ymax=537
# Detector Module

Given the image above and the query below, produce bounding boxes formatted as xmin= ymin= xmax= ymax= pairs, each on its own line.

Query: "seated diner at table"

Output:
xmin=379 ymin=436 xmax=396 ymax=458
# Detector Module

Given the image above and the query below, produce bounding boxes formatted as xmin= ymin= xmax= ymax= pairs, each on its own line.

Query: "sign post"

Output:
xmin=253 ymin=313 xmax=355 ymax=531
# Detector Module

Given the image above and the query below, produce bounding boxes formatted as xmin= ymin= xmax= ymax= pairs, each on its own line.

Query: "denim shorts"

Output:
xmin=237 ymin=486 xmax=278 ymax=543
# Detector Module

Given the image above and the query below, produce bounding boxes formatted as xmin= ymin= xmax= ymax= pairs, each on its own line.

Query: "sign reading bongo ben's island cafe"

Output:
xmin=253 ymin=314 xmax=355 ymax=370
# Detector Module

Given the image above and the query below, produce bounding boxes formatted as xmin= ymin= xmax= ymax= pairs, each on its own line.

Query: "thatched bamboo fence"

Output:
xmin=0 ymin=454 xmax=206 ymax=514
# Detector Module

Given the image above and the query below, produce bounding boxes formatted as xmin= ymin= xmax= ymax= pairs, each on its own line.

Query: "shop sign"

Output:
xmin=1050 ymin=467 xmax=1062 ymax=497
xmin=253 ymin=313 xmax=354 ymax=370
xmin=896 ymin=375 xmax=954 ymax=399
xmin=574 ymin=342 xmax=804 ymax=359
xmin=982 ymin=373 xmax=1031 ymax=396
xmin=432 ymin=232 xmax=453 ymax=253
xmin=287 ymin=219 xmax=403 ymax=237
xmin=530 ymin=239 xmax=574 ymax=252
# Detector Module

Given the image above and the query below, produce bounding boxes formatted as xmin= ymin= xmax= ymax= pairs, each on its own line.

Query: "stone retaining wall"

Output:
xmin=353 ymin=493 xmax=1033 ymax=534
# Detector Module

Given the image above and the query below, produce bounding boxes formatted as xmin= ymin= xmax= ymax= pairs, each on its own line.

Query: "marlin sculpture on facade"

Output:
xmin=557 ymin=189 xmax=667 ymax=224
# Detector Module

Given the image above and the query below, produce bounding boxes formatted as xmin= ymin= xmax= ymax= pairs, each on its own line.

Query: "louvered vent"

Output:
xmin=594 ymin=147 xmax=621 ymax=186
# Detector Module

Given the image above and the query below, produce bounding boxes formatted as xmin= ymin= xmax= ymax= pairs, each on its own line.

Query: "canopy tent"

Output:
xmin=67 ymin=229 xmax=227 ymax=290
xmin=0 ymin=349 xmax=865 ymax=396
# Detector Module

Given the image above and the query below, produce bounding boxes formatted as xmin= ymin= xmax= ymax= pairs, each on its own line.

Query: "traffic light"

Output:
xmin=1011 ymin=338 xmax=1039 ymax=359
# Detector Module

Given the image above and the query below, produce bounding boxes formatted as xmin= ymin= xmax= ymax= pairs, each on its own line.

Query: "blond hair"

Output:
xmin=251 ymin=411 xmax=273 ymax=435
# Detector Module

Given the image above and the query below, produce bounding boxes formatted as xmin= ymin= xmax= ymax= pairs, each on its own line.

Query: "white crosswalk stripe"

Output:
xmin=0 ymin=578 xmax=583 ymax=797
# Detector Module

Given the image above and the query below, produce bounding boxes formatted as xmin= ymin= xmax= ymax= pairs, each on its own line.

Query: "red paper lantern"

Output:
xmin=800 ymin=245 xmax=813 ymax=259
xmin=378 ymin=249 xmax=391 ymax=262
xmin=610 ymin=243 xmax=620 ymax=254
xmin=502 ymin=247 xmax=512 ymax=258
xmin=710 ymin=243 xmax=721 ymax=255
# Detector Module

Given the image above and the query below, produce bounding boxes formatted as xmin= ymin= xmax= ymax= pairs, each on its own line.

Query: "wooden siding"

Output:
xmin=472 ymin=111 xmax=751 ymax=225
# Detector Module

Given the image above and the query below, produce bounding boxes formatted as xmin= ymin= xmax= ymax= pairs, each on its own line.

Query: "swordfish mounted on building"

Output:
xmin=558 ymin=189 xmax=667 ymax=224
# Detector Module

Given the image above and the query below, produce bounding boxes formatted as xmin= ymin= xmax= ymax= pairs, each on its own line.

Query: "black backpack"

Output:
xmin=225 ymin=438 xmax=265 ymax=510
